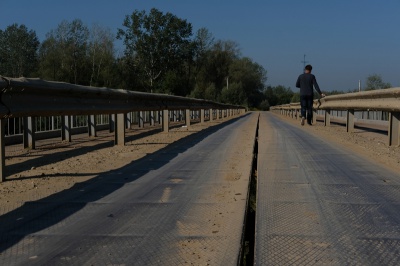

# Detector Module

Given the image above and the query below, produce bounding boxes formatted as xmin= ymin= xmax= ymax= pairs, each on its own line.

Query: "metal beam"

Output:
xmin=0 ymin=77 xmax=245 ymax=118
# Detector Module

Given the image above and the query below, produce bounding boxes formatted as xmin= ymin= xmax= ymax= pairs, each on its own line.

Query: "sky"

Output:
xmin=1 ymin=0 xmax=399 ymax=92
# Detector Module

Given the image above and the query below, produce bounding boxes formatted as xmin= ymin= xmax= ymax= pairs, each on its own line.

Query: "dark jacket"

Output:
xmin=296 ymin=73 xmax=322 ymax=96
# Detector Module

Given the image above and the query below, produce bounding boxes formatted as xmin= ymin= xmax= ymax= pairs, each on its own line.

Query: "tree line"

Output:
xmin=0 ymin=8 xmax=392 ymax=109
xmin=0 ymin=8 xmax=267 ymax=108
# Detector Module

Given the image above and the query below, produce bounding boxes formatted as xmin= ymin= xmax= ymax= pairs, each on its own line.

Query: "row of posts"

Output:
xmin=0 ymin=108 xmax=245 ymax=181
xmin=276 ymin=108 xmax=400 ymax=147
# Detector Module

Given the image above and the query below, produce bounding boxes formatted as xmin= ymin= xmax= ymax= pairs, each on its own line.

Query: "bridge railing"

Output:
xmin=0 ymin=76 xmax=245 ymax=181
xmin=270 ymin=88 xmax=400 ymax=147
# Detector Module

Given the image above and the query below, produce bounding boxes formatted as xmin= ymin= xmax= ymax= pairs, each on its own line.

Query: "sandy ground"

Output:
xmin=0 ymin=118 xmax=240 ymax=215
xmin=274 ymin=112 xmax=400 ymax=173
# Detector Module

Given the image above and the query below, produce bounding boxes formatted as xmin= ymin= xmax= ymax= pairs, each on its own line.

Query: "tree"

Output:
xmin=39 ymin=19 xmax=89 ymax=84
xmin=117 ymin=8 xmax=193 ymax=92
xmin=88 ymin=24 xmax=115 ymax=87
xmin=0 ymin=24 xmax=39 ymax=77
xmin=195 ymin=40 xmax=241 ymax=96
xmin=192 ymin=28 xmax=214 ymax=77
xmin=264 ymin=85 xmax=293 ymax=106
xmin=38 ymin=36 xmax=61 ymax=80
xmin=365 ymin=74 xmax=391 ymax=91
xmin=221 ymin=82 xmax=246 ymax=105
xmin=259 ymin=100 xmax=270 ymax=111
xmin=228 ymin=57 xmax=266 ymax=107
xmin=291 ymin=92 xmax=300 ymax=103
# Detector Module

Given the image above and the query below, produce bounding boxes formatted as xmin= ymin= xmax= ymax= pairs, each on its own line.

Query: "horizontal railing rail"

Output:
xmin=0 ymin=76 xmax=246 ymax=181
xmin=0 ymin=77 xmax=242 ymax=117
xmin=270 ymin=88 xmax=400 ymax=147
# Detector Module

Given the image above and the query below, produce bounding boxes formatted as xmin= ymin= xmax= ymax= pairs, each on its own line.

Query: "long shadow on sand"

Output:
xmin=5 ymin=122 xmax=188 ymax=177
xmin=0 ymin=114 xmax=250 ymax=253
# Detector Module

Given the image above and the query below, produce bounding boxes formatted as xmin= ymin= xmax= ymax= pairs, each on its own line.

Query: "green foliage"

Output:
xmin=365 ymin=74 xmax=391 ymax=91
xmin=1 ymin=8 xmax=268 ymax=108
xmin=0 ymin=24 xmax=39 ymax=77
xmin=38 ymin=19 xmax=90 ymax=84
xmin=88 ymin=24 xmax=115 ymax=87
xmin=204 ymin=83 xmax=218 ymax=100
xmin=259 ymin=100 xmax=270 ymax=111
xmin=324 ymin=90 xmax=344 ymax=95
xmin=38 ymin=20 xmax=116 ymax=86
xmin=265 ymin=85 xmax=293 ymax=106
xmin=117 ymin=8 xmax=193 ymax=91
xmin=229 ymin=57 xmax=266 ymax=107
xmin=291 ymin=92 xmax=300 ymax=103
xmin=221 ymin=82 xmax=246 ymax=105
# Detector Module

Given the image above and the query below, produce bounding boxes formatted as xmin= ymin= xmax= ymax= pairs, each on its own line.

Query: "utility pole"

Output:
xmin=301 ymin=54 xmax=309 ymax=70
xmin=358 ymin=80 xmax=361 ymax=92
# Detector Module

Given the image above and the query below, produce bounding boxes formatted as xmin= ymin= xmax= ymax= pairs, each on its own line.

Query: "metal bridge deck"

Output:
xmin=255 ymin=112 xmax=400 ymax=265
xmin=0 ymin=113 xmax=258 ymax=265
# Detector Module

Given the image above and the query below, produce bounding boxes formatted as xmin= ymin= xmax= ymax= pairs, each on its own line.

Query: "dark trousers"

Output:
xmin=300 ymin=95 xmax=313 ymax=123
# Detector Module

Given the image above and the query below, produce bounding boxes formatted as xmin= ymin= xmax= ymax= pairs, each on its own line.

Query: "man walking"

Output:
xmin=296 ymin=65 xmax=325 ymax=126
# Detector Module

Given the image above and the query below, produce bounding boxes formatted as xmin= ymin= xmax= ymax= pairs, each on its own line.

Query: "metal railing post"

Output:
xmin=114 ymin=113 xmax=125 ymax=146
xmin=346 ymin=109 xmax=355 ymax=133
xmin=313 ymin=109 xmax=317 ymax=124
xmin=150 ymin=111 xmax=155 ymax=126
xmin=89 ymin=114 xmax=97 ymax=137
xmin=125 ymin=112 xmax=131 ymax=130
xmin=185 ymin=109 xmax=191 ymax=128
xmin=139 ymin=111 xmax=144 ymax=128
xmin=389 ymin=112 xmax=400 ymax=146
xmin=162 ymin=109 xmax=169 ymax=132
xmin=23 ymin=116 xmax=35 ymax=149
xmin=62 ymin=115 xmax=72 ymax=142
xmin=0 ymin=119 xmax=5 ymax=182
xmin=324 ymin=110 xmax=331 ymax=127
xmin=109 ymin=114 xmax=115 ymax=133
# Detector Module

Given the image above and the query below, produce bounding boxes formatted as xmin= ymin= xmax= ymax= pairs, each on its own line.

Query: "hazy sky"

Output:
xmin=1 ymin=0 xmax=399 ymax=92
